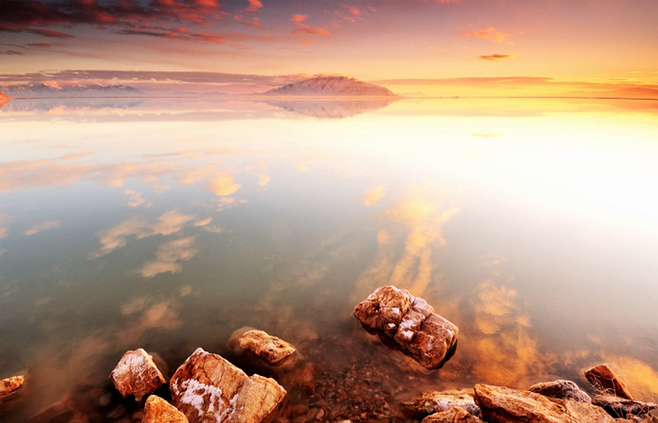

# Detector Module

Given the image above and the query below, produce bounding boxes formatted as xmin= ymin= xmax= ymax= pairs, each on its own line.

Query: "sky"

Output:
xmin=1 ymin=0 xmax=658 ymax=96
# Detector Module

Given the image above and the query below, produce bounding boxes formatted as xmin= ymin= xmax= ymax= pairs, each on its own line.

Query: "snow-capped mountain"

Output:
xmin=0 ymin=82 xmax=142 ymax=98
xmin=263 ymin=76 xmax=396 ymax=97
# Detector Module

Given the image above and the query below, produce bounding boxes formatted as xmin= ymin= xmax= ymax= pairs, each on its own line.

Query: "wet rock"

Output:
xmin=407 ymin=389 xmax=481 ymax=418
xmin=110 ymin=348 xmax=166 ymax=402
xmin=228 ymin=327 xmax=297 ymax=366
xmin=353 ymin=285 xmax=459 ymax=369
xmin=528 ymin=379 xmax=592 ymax=403
xmin=584 ymin=364 xmax=633 ymax=399
xmin=474 ymin=383 xmax=617 ymax=422
xmin=143 ymin=395 xmax=189 ymax=422
xmin=170 ymin=347 xmax=287 ymax=423
xmin=0 ymin=375 xmax=26 ymax=410
xmin=592 ymin=395 xmax=658 ymax=419
xmin=422 ymin=406 xmax=484 ymax=423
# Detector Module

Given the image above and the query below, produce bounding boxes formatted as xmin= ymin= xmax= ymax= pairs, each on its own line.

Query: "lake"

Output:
xmin=1 ymin=96 xmax=658 ymax=422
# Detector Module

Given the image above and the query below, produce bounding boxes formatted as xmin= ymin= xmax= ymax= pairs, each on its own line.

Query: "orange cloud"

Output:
xmin=344 ymin=5 xmax=361 ymax=15
xmin=206 ymin=173 xmax=241 ymax=196
xmin=460 ymin=27 xmax=512 ymax=44
xmin=362 ymin=186 xmax=386 ymax=206
xmin=292 ymin=24 xmax=330 ymax=36
xmin=244 ymin=0 xmax=263 ymax=13
xmin=137 ymin=236 xmax=198 ymax=278
xmin=290 ymin=14 xmax=308 ymax=23
xmin=479 ymin=53 xmax=515 ymax=61
xmin=23 ymin=220 xmax=61 ymax=236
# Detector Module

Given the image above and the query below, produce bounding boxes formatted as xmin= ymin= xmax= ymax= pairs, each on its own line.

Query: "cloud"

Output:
xmin=290 ymin=14 xmax=308 ymax=23
xmin=344 ymin=5 xmax=361 ymax=15
xmin=460 ymin=27 xmax=512 ymax=44
xmin=91 ymin=210 xmax=198 ymax=258
xmin=362 ymin=186 xmax=386 ymax=206
xmin=292 ymin=24 xmax=331 ymax=36
xmin=137 ymin=236 xmax=198 ymax=278
xmin=0 ymin=0 xmax=227 ymax=43
xmin=233 ymin=15 xmax=263 ymax=29
xmin=244 ymin=0 xmax=263 ymax=13
xmin=0 ymin=214 xmax=8 ymax=239
xmin=424 ymin=0 xmax=461 ymax=3
xmin=290 ymin=14 xmax=330 ymax=36
xmin=0 ymin=50 xmax=24 ymax=55
xmin=479 ymin=53 xmax=515 ymax=61
xmin=24 ymin=220 xmax=61 ymax=236
xmin=206 ymin=173 xmax=241 ymax=196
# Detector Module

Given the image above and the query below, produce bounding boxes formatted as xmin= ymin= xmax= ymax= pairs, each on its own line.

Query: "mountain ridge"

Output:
xmin=0 ymin=82 xmax=142 ymax=98
xmin=262 ymin=76 xmax=396 ymax=97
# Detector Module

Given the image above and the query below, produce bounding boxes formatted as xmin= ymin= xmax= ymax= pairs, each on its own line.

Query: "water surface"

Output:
xmin=1 ymin=97 xmax=658 ymax=421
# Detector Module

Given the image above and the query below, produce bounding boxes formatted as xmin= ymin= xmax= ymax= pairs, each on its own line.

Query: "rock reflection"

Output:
xmin=264 ymin=98 xmax=395 ymax=119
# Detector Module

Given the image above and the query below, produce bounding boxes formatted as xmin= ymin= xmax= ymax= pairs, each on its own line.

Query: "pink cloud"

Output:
xmin=460 ymin=27 xmax=512 ymax=44
xmin=292 ymin=24 xmax=331 ymax=36
xmin=244 ymin=0 xmax=263 ymax=13
xmin=479 ymin=53 xmax=515 ymax=61
xmin=344 ymin=5 xmax=361 ymax=15
xmin=290 ymin=14 xmax=308 ymax=23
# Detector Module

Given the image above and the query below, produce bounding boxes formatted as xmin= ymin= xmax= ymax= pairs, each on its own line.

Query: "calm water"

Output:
xmin=1 ymin=97 xmax=658 ymax=420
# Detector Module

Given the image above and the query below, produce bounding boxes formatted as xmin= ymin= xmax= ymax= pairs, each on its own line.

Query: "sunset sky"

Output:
xmin=1 ymin=0 xmax=658 ymax=96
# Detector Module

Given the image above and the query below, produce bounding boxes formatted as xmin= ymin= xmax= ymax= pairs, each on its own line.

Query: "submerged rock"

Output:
xmin=110 ymin=348 xmax=166 ymax=402
xmin=528 ymin=379 xmax=592 ymax=403
xmin=227 ymin=327 xmax=297 ymax=366
xmin=473 ymin=383 xmax=617 ymax=423
xmin=0 ymin=375 xmax=25 ymax=400
xmin=592 ymin=395 xmax=658 ymax=419
xmin=353 ymin=285 xmax=458 ymax=369
xmin=584 ymin=364 xmax=633 ymax=399
xmin=143 ymin=395 xmax=189 ymax=423
xmin=407 ymin=389 xmax=481 ymax=418
xmin=170 ymin=347 xmax=286 ymax=423
xmin=422 ymin=406 xmax=484 ymax=423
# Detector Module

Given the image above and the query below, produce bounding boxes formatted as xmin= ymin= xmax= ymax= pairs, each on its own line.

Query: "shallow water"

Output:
xmin=1 ymin=97 xmax=658 ymax=421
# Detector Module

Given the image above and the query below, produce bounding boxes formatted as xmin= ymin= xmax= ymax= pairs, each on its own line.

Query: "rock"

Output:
xmin=110 ymin=348 xmax=166 ymax=402
xmin=592 ymin=395 xmax=658 ymax=419
xmin=143 ymin=395 xmax=189 ymax=422
xmin=407 ymin=389 xmax=481 ymax=418
xmin=30 ymin=400 xmax=75 ymax=423
xmin=170 ymin=347 xmax=287 ymax=423
xmin=528 ymin=380 xmax=592 ymax=403
xmin=473 ymin=383 xmax=617 ymax=423
xmin=0 ymin=375 xmax=26 ymax=409
xmin=584 ymin=364 xmax=633 ymax=399
xmin=228 ymin=328 xmax=297 ymax=366
xmin=353 ymin=285 xmax=459 ymax=369
xmin=422 ymin=406 xmax=484 ymax=423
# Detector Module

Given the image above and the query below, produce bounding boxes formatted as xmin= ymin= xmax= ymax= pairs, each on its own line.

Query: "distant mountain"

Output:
xmin=0 ymin=92 xmax=9 ymax=108
xmin=0 ymin=82 xmax=142 ymax=98
xmin=263 ymin=76 xmax=396 ymax=97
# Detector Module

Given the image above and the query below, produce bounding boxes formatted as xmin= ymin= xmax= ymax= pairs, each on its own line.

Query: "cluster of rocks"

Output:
xmin=404 ymin=364 xmax=657 ymax=422
xmin=2 ymin=285 xmax=657 ymax=422
xmin=109 ymin=339 xmax=292 ymax=423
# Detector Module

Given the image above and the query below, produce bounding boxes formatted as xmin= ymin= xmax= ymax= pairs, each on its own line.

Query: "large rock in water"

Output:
xmin=528 ymin=380 xmax=592 ymax=403
xmin=584 ymin=364 xmax=634 ymax=399
xmin=110 ymin=349 xmax=166 ymax=402
xmin=353 ymin=285 xmax=458 ymax=369
xmin=170 ymin=347 xmax=286 ymax=423
xmin=592 ymin=395 xmax=658 ymax=419
xmin=227 ymin=328 xmax=297 ymax=366
xmin=406 ymin=389 xmax=481 ymax=418
xmin=422 ymin=406 xmax=484 ymax=422
xmin=473 ymin=384 xmax=617 ymax=423
xmin=143 ymin=395 xmax=189 ymax=422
